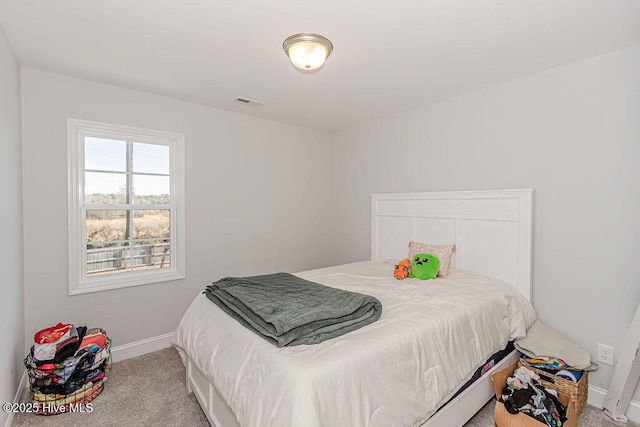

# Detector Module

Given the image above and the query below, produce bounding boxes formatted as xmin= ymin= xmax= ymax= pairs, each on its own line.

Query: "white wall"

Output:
xmin=21 ymin=68 xmax=333 ymax=349
xmin=330 ymin=46 xmax=640 ymax=399
xmin=0 ymin=23 xmax=24 ymax=426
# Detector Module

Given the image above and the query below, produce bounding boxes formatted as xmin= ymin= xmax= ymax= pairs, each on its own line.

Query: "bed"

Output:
xmin=174 ymin=188 xmax=536 ymax=427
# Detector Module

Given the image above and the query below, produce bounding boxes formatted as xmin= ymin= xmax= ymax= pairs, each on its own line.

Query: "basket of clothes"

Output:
xmin=512 ymin=320 xmax=596 ymax=417
xmin=23 ymin=323 xmax=111 ymax=415
xmin=518 ymin=355 xmax=588 ymax=416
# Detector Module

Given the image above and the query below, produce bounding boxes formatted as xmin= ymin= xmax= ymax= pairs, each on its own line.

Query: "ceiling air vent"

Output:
xmin=234 ymin=97 xmax=265 ymax=108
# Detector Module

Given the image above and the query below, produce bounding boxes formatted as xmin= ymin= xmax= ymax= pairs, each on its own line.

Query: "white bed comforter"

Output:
xmin=174 ymin=261 xmax=536 ymax=427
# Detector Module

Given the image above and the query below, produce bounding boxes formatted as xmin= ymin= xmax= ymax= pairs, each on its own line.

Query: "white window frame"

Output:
xmin=68 ymin=118 xmax=185 ymax=295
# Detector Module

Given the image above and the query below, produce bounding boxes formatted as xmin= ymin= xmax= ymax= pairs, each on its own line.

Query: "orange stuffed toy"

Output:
xmin=394 ymin=258 xmax=410 ymax=280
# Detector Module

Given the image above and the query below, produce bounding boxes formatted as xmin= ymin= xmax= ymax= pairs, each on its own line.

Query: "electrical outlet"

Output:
xmin=598 ymin=343 xmax=615 ymax=366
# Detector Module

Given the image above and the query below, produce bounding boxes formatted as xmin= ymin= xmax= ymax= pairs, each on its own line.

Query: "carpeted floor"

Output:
xmin=12 ymin=347 xmax=637 ymax=427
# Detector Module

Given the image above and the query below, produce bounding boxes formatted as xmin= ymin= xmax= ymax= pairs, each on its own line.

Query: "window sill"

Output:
xmin=69 ymin=270 xmax=185 ymax=295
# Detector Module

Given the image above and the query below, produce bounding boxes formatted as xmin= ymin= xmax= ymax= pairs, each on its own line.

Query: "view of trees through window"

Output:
xmin=84 ymin=137 xmax=172 ymax=276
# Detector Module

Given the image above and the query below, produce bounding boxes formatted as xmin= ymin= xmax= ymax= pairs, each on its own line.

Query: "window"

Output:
xmin=68 ymin=119 xmax=185 ymax=295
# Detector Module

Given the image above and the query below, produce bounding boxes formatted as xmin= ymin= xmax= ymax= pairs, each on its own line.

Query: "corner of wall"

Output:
xmin=0 ymin=19 xmax=25 ymax=427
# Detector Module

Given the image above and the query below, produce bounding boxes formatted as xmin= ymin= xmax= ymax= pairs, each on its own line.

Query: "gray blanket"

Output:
xmin=204 ymin=272 xmax=382 ymax=347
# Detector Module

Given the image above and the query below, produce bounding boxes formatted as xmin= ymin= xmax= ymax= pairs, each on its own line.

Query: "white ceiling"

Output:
xmin=1 ymin=0 xmax=639 ymax=131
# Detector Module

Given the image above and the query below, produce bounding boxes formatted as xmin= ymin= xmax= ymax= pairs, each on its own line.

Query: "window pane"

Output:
xmin=133 ymin=174 xmax=170 ymax=204
xmin=86 ymin=242 xmax=130 ymax=276
xmin=85 ymin=137 xmax=127 ymax=172
xmin=85 ymin=172 xmax=127 ymax=204
xmin=133 ymin=142 xmax=170 ymax=175
xmin=133 ymin=210 xmax=170 ymax=239
xmin=86 ymin=210 xmax=128 ymax=242
xmin=131 ymin=240 xmax=171 ymax=272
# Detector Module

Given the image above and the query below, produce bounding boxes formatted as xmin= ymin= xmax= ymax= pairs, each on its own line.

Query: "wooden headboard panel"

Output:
xmin=371 ymin=189 xmax=534 ymax=300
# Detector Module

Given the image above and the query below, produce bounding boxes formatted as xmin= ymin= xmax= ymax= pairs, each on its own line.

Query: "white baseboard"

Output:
xmin=588 ymin=385 xmax=607 ymax=408
xmin=4 ymin=370 xmax=28 ymax=427
xmin=588 ymin=385 xmax=640 ymax=423
xmin=111 ymin=332 xmax=175 ymax=363
xmin=629 ymin=401 xmax=640 ymax=424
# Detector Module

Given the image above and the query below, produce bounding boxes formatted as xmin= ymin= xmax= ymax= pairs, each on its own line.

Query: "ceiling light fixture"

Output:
xmin=283 ymin=33 xmax=333 ymax=71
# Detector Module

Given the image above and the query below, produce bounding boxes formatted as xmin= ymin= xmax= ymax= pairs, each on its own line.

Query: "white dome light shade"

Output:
xmin=287 ymin=41 xmax=328 ymax=70
xmin=283 ymin=33 xmax=333 ymax=71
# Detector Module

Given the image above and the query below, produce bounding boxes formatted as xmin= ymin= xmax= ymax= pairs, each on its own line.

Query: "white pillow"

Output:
xmin=408 ymin=241 xmax=456 ymax=278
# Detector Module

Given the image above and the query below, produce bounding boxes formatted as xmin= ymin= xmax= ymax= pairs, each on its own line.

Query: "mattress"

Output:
xmin=174 ymin=261 xmax=537 ymax=427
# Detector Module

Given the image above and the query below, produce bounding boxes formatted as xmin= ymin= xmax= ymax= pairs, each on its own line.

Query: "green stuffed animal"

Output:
xmin=408 ymin=253 xmax=440 ymax=280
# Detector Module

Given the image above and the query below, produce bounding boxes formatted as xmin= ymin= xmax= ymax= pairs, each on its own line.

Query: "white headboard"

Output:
xmin=371 ymin=189 xmax=534 ymax=300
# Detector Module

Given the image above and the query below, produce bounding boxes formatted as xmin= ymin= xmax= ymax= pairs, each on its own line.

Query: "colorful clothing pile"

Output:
xmin=521 ymin=355 xmax=569 ymax=370
xmin=500 ymin=366 xmax=568 ymax=427
xmin=24 ymin=324 xmax=111 ymax=415
xmin=521 ymin=355 xmax=584 ymax=382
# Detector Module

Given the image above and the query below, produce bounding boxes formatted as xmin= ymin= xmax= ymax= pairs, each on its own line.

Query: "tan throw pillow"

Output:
xmin=408 ymin=241 xmax=456 ymax=278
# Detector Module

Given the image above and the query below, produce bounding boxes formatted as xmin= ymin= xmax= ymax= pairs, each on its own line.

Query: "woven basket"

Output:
xmin=25 ymin=333 xmax=111 ymax=416
xmin=517 ymin=358 xmax=588 ymax=416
